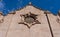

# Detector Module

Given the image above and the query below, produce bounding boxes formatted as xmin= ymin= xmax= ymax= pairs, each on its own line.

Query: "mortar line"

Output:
xmin=5 ymin=15 xmax=14 ymax=37
xmin=45 ymin=13 xmax=54 ymax=37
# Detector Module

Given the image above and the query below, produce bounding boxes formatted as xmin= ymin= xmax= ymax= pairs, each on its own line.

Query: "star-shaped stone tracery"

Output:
xmin=19 ymin=12 xmax=41 ymax=28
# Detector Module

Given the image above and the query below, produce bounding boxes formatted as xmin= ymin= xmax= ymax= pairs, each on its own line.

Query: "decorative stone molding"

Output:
xmin=0 ymin=14 xmax=4 ymax=23
xmin=57 ymin=12 xmax=60 ymax=24
xmin=18 ymin=12 xmax=41 ymax=28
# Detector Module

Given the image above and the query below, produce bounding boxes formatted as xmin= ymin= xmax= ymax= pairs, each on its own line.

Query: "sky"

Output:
xmin=0 ymin=0 xmax=60 ymax=15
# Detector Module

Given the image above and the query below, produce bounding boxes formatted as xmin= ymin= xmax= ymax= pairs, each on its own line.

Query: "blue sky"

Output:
xmin=0 ymin=0 xmax=60 ymax=15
